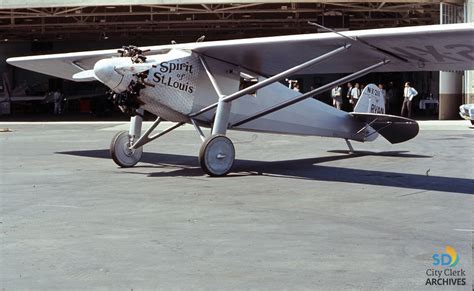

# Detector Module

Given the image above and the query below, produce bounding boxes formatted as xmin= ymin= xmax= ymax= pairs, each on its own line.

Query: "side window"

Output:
xmin=239 ymin=72 xmax=258 ymax=97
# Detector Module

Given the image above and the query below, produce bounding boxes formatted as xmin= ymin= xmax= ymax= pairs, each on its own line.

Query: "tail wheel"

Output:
xmin=110 ymin=131 xmax=143 ymax=167
xmin=199 ymin=135 xmax=235 ymax=177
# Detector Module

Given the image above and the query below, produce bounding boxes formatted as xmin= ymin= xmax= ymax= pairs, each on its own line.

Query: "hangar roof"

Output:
xmin=0 ymin=1 xmax=464 ymax=43
xmin=0 ymin=0 xmax=464 ymax=9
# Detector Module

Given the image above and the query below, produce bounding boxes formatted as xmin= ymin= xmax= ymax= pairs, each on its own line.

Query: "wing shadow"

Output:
xmin=57 ymin=149 xmax=473 ymax=195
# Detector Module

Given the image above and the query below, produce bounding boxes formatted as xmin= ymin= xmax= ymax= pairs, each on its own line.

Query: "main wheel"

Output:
xmin=199 ymin=134 xmax=235 ymax=177
xmin=110 ymin=131 xmax=143 ymax=167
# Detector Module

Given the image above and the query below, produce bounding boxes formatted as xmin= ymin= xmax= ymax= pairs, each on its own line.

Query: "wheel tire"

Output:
xmin=110 ymin=131 xmax=143 ymax=168
xmin=470 ymin=120 xmax=474 ymax=126
xmin=199 ymin=134 xmax=235 ymax=177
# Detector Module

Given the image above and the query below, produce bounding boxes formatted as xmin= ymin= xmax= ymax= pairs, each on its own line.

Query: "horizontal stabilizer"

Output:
xmin=350 ymin=112 xmax=419 ymax=144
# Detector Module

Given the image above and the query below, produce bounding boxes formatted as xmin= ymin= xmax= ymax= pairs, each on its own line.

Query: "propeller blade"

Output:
xmin=114 ymin=63 xmax=154 ymax=75
xmin=72 ymin=70 xmax=97 ymax=82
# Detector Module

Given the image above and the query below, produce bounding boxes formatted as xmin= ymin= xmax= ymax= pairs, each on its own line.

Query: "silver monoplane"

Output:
xmin=7 ymin=23 xmax=474 ymax=176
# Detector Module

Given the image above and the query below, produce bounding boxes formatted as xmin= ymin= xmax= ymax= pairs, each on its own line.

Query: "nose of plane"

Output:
xmin=93 ymin=58 xmax=131 ymax=92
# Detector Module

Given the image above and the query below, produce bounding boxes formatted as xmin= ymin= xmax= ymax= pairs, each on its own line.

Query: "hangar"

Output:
xmin=0 ymin=0 xmax=472 ymax=119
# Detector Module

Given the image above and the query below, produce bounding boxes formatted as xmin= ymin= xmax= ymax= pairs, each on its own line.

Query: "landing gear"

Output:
xmin=110 ymin=131 xmax=143 ymax=167
xmin=194 ymin=56 xmax=237 ymax=177
xmin=199 ymin=135 xmax=235 ymax=177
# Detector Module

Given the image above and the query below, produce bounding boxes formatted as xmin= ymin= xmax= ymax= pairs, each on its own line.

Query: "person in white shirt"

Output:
xmin=293 ymin=83 xmax=300 ymax=92
xmin=401 ymin=81 xmax=418 ymax=118
xmin=331 ymin=85 xmax=342 ymax=109
xmin=346 ymin=82 xmax=353 ymax=104
xmin=286 ymin=79 xmax=299 ymax=91
xmin=351 ymin=83 xmax=361 ymax=107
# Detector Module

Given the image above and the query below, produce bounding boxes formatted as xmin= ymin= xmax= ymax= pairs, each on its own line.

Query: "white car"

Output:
xmin=459 ymin=104 xmax=474 ymax=125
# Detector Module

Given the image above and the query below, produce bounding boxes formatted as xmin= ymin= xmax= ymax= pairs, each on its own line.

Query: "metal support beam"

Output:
xmin=130 ymin=116 xmax=161 ymax=149
xmin=199 ymin=56 xmax=224 ymax=98
xmin=198 ymin=56 xmax=232 ymax=135
xmin=191 ymin=119 xmax=207 ymax=142
xmin=353 ymin=117 xmax=392 ymax=140
xmin=213 ymin=99 xmax=232 ymax=135
xmin=131 ymin=118 xmax=185 ymax=149
xmin=355 ymin=117 xmax=379 ymax=135
xmin=128 ymin=107 xmax=144 ymax=142
xmin=189 ymin=44 xmax=352 ymax=118
xmin=231 ymin=59 xmax=390 ymax=127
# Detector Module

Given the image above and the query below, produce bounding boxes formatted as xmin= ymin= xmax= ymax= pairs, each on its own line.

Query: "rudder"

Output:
xmin=353 ymin=83 xmax=385 ymax=114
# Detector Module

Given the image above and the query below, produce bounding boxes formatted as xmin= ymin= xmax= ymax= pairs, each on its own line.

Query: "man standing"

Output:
xmin=331 ymin=85 xmax=342 ymax=109
xmin=401 ymin=82 xmax=418 ymax=118
xmin=292 ymin=83 xmax=300 ymax=92
xmin=346 ymin=82 xmax=353 ymax=107
xmin=351 ymin=83 xmax=361 ymax=108
xmin=53 ymin=90 xmax=62 ymax=115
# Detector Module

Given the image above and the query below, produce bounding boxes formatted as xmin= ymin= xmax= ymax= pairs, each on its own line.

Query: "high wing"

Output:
xmin=193 ymin=23 xmax=474 ymax=75
xmin=6 ymin=23 xmax=474 ymax=80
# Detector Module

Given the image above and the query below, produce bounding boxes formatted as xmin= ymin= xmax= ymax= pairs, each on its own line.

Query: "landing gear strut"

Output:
xmin=110 ymin=108 xmax=144 ymax=167
xmin=196 ymin=56 xmax=236 ymax=177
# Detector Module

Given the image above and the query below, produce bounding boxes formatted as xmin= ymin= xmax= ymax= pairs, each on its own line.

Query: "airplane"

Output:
xmin=0 ymin=72 xmax=108 ymax=115
xmin=6 ymin=23 xmax=474 ymax=176
xmin=1 ymin=72 xmax=48 ymax=103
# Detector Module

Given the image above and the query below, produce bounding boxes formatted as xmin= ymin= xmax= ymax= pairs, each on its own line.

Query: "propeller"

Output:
xmin=117 ymin=45 xmax=150 ymax=63
xmin=71 ymin=44 xmax=155 ymax=116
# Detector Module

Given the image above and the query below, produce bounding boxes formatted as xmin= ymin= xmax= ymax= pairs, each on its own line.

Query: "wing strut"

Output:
xmin=189 ymin=44 xmax=352 ymax=119
xmin=231 ymin=60 xmax=389 ymax=128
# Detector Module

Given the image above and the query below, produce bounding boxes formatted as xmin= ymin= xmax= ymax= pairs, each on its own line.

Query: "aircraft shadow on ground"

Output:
xmin=57 ymin=149 xmax=473 ymax=195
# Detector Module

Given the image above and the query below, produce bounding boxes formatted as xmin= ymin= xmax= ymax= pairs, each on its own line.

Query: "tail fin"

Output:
xmin=353 ymin=83 xmax=385 ymax=114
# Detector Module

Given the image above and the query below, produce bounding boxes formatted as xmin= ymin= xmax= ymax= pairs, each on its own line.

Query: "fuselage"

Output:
xmin=96 ymin=49 xmax=369 ymax=141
